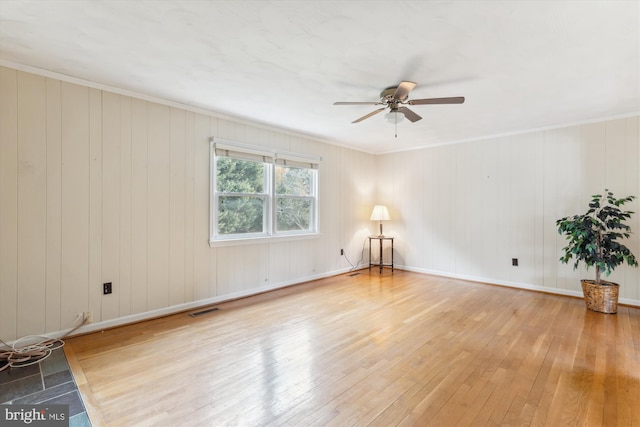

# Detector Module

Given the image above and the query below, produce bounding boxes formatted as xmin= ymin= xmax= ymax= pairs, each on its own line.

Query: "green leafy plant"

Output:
xmin=556 ymin=190 xmax=638 ymax=284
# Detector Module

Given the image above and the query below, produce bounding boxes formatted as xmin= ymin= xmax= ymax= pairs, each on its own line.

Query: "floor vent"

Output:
xmin=189 ymin=307 xmax=220 ymax=317
xmin=348 ymin=272 xmax=360 ymax=277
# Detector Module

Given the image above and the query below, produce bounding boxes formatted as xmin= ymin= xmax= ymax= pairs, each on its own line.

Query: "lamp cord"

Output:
xmin=343 ymin=238 xmax=368 ymax=270
xmin=0 ymin=314 xmax=88 ymax=372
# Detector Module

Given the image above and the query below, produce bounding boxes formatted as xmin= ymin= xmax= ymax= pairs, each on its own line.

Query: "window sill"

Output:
xmin=209 ymin=233 xmax=320 ymax=248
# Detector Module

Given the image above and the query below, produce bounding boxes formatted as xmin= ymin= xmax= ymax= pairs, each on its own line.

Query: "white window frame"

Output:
xmin=210 ymin=138 xmax=320 ymax=246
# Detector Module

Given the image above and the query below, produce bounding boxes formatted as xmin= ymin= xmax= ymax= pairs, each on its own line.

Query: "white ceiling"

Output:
xmin=1 ymin=0 xmax=638 ymax=153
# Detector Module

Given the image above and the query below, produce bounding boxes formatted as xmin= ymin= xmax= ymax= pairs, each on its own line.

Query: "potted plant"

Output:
xmin=556 ymin=189 xmax=638 ymax=313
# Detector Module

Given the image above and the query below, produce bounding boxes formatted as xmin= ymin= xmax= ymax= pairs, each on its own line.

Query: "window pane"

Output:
xmin=218 ymin=196 xmax=265 ymax=235
xmin=275 ymin=166 xmax=311 ymax=196
xmin=276 ymin=197 xmax=311 ymax=231
xmin=216 ymin=157 xmax=265 ymax=193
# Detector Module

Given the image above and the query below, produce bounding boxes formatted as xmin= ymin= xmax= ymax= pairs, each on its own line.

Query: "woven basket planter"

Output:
xmin=581 ymin=280 xmax=619 ymax=314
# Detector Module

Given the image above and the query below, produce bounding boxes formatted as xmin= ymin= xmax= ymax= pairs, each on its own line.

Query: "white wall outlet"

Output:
xmin=83 ymin=311 xmax=93 ymax=324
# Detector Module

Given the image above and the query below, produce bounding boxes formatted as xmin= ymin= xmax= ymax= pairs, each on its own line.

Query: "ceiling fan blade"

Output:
xmin=334 ymin=101 xmax=382 ymax=105
xmin=352 ymin=108 xmax=386 ymax=123
xmin=399 ymin=107 xmax=422 ymax=123
xmin=392 ymin=81 xmax=417 ymax=101
xmin=408 ymin=96 xmax=465 ymax=105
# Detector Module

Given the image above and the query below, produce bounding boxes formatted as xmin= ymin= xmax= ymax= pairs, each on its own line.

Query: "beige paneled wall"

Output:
xmin=1 ymin=64 xmax=638 ymax=341
xmin=380 ymin=116 xmax=640 ymax=305
xmin=0 ymin=67 xmax=375 ymax=341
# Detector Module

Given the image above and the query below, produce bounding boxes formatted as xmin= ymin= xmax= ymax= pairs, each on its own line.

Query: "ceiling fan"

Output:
xmin=334 ymin=81 xmax=464 ymax=124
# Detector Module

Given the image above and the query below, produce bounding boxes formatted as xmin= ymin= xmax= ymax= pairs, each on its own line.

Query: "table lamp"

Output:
xmin=370 ymin=205 xmax=390 ymax=237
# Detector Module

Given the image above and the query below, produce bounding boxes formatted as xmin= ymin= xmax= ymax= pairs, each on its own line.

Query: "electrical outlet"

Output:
xmin=340 ymin=249 xmax=344 ymax=255
xmin=103 ymin=282 xmax=113 ymax=294
xmin=83 ymin=311 xmax=93 ymax=324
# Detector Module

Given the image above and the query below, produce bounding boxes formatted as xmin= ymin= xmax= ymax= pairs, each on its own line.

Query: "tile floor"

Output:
xmin=0 ymin=348 xmax=91 ymax=426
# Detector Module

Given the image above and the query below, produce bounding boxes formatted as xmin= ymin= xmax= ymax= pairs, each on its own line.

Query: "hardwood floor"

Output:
xmin=64 ymin=270 xmax=640 ymax=426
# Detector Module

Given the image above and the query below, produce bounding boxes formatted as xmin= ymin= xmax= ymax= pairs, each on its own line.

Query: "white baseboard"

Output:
xmin=399 ymin=265 xmax=640 ymax=308
xmin=54 ymin=267 xmax=361 ymax=340
xmin=12 ymin=263 xmax=636 ymax=346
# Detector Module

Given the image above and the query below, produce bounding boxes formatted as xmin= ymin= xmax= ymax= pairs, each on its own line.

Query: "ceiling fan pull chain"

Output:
xmin=395 ymin=114 xmax=398 ymax=138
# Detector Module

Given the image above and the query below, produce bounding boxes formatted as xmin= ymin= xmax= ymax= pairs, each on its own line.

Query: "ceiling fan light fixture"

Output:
xmin=384 ymin=111 xmax=405 ymax=124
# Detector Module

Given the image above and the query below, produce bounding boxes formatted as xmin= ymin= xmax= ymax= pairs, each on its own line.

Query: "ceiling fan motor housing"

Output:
xmin=381 ymin=87 xmax=403 ymax=112
xmin=381 ymin=86 xmax=406 ymax=102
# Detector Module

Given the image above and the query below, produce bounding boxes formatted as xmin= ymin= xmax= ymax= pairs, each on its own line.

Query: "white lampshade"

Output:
xmin=384 ymin=111 xmax=405 ymax=124
xmin=370 ymin=205 xmax=390 ymax=221
xmin=370 ymin=205 xmax=390 ymax=237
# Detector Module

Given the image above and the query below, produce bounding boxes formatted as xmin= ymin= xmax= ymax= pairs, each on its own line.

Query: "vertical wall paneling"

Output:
xmin=386 ymin=117 xmax=638 ymax=303
xmin=512 ymin=133 xmax=539 ymax=285
xmin=344 ymin=148 xmax=359 ymax=263
xmin=453 ymin=141 xmax=476 ymax=275
xmin=208 ymin=118 xmax=219 ymax=298
xmin=88 ymin=89 xmax=103 ymax=322
xmin=394 ymin=151 xmax=423 ymax=268
xmin=532 ymin=132 xmax=545 ymax=288
xmin=268 ymin=241 xmax=289 ymax=286
xmin=60 ymin=82 xmax=90 ymax=327
xmin=582 ymin=122 xmax=606 ymax=198
xmin=146 ymin=103 xmax=171 ymax=310
xmin=507 ymin=136 xmax=523 ymax=282
xmin=335 ymin=146 xmax=347 ymax=271
xmin=216 ymin=118 xmax=228 ymax=140
xmin=130 ymin=98 xmax=148 ymax=313
xmin=324 ymin=144 xmax=334 ymax=271
xmin=192 ymin=113 xmax=210 ymax=300
xmin=539 ymin=129 xmax=557 ymax=289
xmin=601 ymin=119 xmax=628 ymax=289
xmin=554 ymin=126 xmax=583 ymax=290
xmin=315 ymin=145 xmax=332 ymax=273
xmin=247 ymin=245 xmax=268 ymax=291
xmin=119 ymin=96 xmax=132 ymax=317
xmin=541 ymin=129 xmax=559 ymax=289
xmin=258 ymin=229 xmax=271 ymax=285
xmin=184 ymin=112 xmax=195 ymax=302
xmin=0 ymin=67 xmax=18 ymax=341
xmin=496 ymin=137 xmax=513 ymax=281
xmin=431 ymin=146 xmax=454 ymax=272
xmin=479 ymin=139 xmax=499 ymax=280
xmin=16 ymin=72 xmax=47 ymax=337
xmin=288 ymin=240 xmax=313 ymax=280
xmin=215 ymin=248 xmax=230 ymax=295
xmin=605 ymin=120 xmax=627 ymax=194
xmin=2 ymin=66 xmax=639 ymax=341
xmin=423 ymin=147 xmax=452 ymax=271
xmin=169 ymin=108 xmax=186 ymax=306
xmin=101 ymin=92 xmax=120 ymax=321
xmin=319 ymin=144 xmax=340 ymax=272
xmin=624 ymin=117 xmax=639 ymax=300
xmin=45 ymin=78 xmax=62 ymax=333
xmin=351 ymin=147 xmax=376 ymax=265
xmin=226 ymin=118 xmax=245 ymax=143
xmin=421 ymin=149 xmax=434 ymax=268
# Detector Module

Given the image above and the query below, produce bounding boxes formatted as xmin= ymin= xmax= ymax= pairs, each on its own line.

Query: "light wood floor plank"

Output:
xmin=65 ymin=270 xmax=640 ymax=426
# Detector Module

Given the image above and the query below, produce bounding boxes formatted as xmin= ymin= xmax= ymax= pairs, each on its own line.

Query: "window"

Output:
xmin=275 ymin=158 xmax=316 ymax=234
xmin=216 ymin=156 xmax=269 ymax=237
xmin=210 ymin=139 xmax=319 ymax=244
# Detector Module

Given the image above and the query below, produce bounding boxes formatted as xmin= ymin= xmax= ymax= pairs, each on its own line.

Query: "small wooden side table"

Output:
xmin=368 ymin=236 xmax=394 ymax=273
